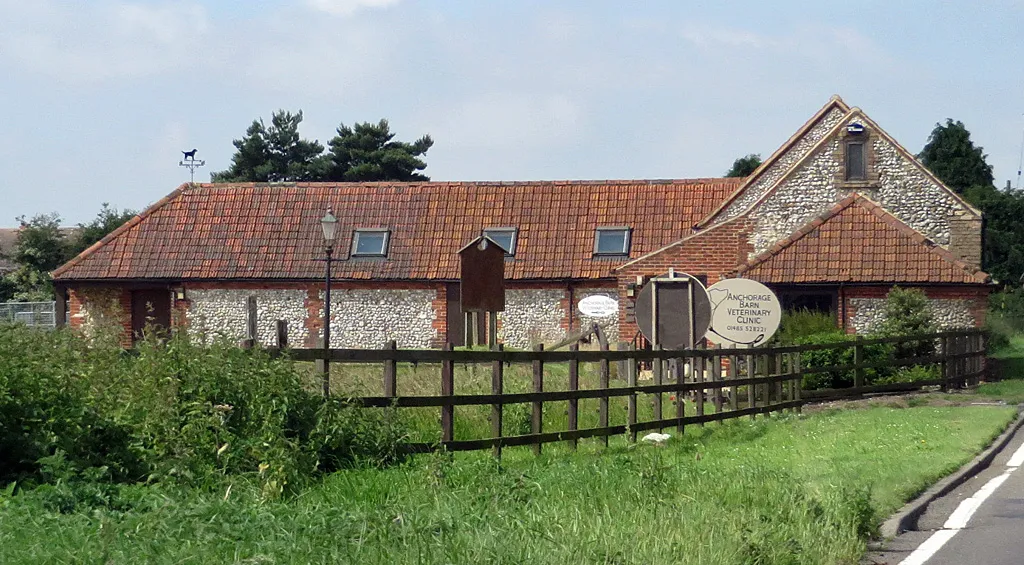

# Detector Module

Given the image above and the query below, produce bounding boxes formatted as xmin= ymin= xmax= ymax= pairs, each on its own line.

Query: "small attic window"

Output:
xmin=845 ymin=142 xmax=865 ymax=181
xmin=483 ymin=227 xmax=517 ymax=256
xmin=594 ymin=227 xmax=631 ymax=256
xmin=351 ymin=229 xmax=390 ymax=257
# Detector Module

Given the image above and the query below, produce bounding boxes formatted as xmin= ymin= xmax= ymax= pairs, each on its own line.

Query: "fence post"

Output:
xmin=747 ymin=350 xmax=756 ymax=420
xmin=275 ymin=320 xmax=288 ymax=348
xmin=652 ymin=345 xmax=664 ymax=431
xmin=383 ymin=340 xmax=397 ymax=398
xmin=532 ymin=343 xmax=544 ymax=456
xmin=940 ymin=335 xmax=950 ymax=392
xmin=793 ymin=351 xmax=802 ymax=415
xmin=980 ymin=332 xmax=989 ymax=382
xmin=728 ymin=353 xmax=739 ymax=411
xmin=674 ymin=357 xmax=686 ymax=435
xmin=441 ymin=342 xmax=454 ymax=444
xmin=568 ymin=344 xmax=579 ymax=450
xmin=853 ymin=335 xmax=864 ymax=389
xmin=628 ymin=344 xmax=638 ymax=442
xmin=600 ymin=341 xmax=610 ymax=447
xmin=694 ymin=348 xmax=705 ymax=427
xmin=712 ymin=345 xmax=723 ymax=415
xmin=774 ymin=350 xmax=784 ymax=413
xmin=491 ymin=344 xmax=504 ymax=459
xmin=246 ymin=296 xmax=258 ymax=348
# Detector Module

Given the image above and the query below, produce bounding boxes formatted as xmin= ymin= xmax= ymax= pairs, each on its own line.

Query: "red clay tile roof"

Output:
xmin=53 ymin=179 xmax=742 ymax=282
xmin=736 ymin=195 xmax=989 ymax=284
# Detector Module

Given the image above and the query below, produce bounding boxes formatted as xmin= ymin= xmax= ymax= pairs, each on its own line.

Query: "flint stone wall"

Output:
xmin=325 ymin=289 xmax=437 ymax=348
xmin=499 ymin=289 xmax=566 ymax=349
xmin=719 ymin=106 xmax=846 ymax=221
xmin=747 ymin=117 xmax=977 ymax=257
xmin=849 ymin=298 xmax=975 ymax=334
xmin=187 ymin=289 xmax=308 ymax=346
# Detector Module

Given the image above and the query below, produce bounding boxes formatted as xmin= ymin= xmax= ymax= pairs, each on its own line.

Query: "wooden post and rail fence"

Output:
xmin=262 ymin=328 xmax=987 ymax=459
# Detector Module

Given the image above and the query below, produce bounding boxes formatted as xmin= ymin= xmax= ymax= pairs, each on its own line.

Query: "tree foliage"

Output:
xmin=212 ymin=111 xmax=432 ymax=183
xmin=918 ymin=119 xmax=994 ymax=193
xmin=211 ymin=110 xmax=330 ymax=183
xmin=1 ymin=205 xmax=135 ymax=302
xmin=327 ymin=119 xmax=433 ymax=182
xmin=67 ymin=204 xmax=136 ymax=258
xmin=725 ymin=154 xmax=762 ymax=177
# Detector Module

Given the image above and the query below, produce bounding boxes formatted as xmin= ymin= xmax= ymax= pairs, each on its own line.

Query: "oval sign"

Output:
xmin=578 ymin=295 xmax=618 ymax=318
xmin=706 ymin=278 xmax=781 ymax=346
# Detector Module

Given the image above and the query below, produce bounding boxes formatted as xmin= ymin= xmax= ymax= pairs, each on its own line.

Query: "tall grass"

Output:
xmin=0 ymin=323 xmax=409 ymax=497
xmin=0 ymin=404 xmax=1013 ymax=564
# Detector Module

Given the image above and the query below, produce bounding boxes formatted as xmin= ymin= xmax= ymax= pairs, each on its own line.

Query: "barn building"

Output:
xmin=51 ymin=96 xmax=990 ymax=348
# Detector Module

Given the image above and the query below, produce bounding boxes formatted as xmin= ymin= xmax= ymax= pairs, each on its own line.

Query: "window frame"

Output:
xmin=482 ymin=227 xmax=518 ymax=256
xmin=593 ymin=226 xmax=632 ymax=256
xmin=350 ymin=228 xmax=391 ymax=258
xmin=845 ymin=141 xmax=866 ymax=181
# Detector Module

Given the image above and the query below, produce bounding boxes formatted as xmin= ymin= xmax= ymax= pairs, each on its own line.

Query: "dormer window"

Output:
xmin=482 ymin=227 xmax=518 ymax=256
xmin=845 ymin=142 xmax=865 ymax=180
xmin=351 ymin=229 xmax=390 ymax=257
xmin=594 ymin=227 xmax=631 ymax=256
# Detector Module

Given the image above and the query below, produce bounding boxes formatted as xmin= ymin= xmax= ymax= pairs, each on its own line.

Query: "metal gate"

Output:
xmin=0 ymin=301 xmax=56 ymax=328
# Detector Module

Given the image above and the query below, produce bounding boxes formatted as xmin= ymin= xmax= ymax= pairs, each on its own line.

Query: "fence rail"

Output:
xmin=268 ymin=328 xmax=986 ymax=459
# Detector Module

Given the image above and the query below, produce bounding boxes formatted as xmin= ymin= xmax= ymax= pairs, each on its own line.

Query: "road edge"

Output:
xmin=879 ymin=404 xmax=1024 ymax=539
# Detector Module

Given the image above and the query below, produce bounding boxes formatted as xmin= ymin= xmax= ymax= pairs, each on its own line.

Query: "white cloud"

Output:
xmin=0 ymin=0 xmax=212 ymax=83
xmin=307 ymin=0 xmax=402 ymax=17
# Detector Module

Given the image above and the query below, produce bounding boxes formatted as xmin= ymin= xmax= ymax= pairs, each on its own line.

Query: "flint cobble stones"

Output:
xmin=325 ymin=289 xmax=436 ymax=349
xmin=850 ymin=298 xmax=975 ymax=334
xmin=499 ymin=289 xmax=566 ymax=349
xmin=188 ymin=289 xmax=308 ymax=346
xmin=720 ymin=107 xmax=846 ymax=221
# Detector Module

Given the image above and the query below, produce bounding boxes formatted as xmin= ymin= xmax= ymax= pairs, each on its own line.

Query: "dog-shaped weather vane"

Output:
xmin=178 ymin=148 xmax=205 ymax=183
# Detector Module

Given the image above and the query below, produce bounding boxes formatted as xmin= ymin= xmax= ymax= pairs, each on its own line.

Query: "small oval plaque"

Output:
xmin=578 ymin=295 xmax=618 ymax=318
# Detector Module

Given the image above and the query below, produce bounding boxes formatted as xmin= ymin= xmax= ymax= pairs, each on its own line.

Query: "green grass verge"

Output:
xmin=0 ymin=405 xmax=1014 ymax=564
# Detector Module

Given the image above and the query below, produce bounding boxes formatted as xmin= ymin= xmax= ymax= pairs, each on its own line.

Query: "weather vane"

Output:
xmin=179 ymin=148 xmax=205 ymax=183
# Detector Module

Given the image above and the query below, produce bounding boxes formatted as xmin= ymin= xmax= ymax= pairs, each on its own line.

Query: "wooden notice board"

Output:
xmin=458 ymin=236 xmax=506 ymax=312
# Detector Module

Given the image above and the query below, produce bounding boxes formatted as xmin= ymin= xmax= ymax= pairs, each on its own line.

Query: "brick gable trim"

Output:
xmin=696 ymin=95 xmax=852 ymax=228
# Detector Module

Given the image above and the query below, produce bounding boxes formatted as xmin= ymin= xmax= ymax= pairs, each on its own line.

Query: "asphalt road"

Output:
xmin=865 ymin=416 xmax=1024 ymax=565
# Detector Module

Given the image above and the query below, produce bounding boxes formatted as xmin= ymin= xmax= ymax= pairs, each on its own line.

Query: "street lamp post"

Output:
xmin=320 ymin=208 xmax=339 ymax=398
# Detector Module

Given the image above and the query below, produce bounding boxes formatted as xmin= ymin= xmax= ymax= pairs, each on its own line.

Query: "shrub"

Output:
xmin=796 ymin=331 xmax=894 ymax=390
xmin=773 ymin=309 xmax=838 ymax=346
xmin=0 ymin=323 xmax=409 ymax=496
xmin=871 ymin=287 xmax=937 ymax=363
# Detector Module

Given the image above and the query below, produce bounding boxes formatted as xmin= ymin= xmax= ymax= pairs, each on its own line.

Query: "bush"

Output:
xmin=796 ymin=331 xmax=895 ymax=390
xmin=0 ymin=323 xmax=409 ymax=496
xmin=773 ymin=309 xmax=838 ymax=346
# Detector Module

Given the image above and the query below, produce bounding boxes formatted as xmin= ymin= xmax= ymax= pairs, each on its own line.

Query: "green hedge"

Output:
xmin=0 ymin=323 xmax=408 ymax=497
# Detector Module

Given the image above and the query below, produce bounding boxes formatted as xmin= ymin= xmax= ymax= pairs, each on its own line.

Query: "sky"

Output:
xmin=1 ymin=0 xmax=1022 ymax=227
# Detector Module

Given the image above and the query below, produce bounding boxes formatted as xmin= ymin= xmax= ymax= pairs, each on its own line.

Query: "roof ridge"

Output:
xmin=52 ymin=182 xmax=193 ymax=279
xmin=196 ymin=177 xmax=743 ymax=189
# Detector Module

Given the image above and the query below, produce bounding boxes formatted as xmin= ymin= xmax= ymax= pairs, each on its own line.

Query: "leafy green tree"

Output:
xmin=725 ymin=154 xmax=761 ymax=177
xmin=918 ymin=119 xmax=994 ymax=193
xmin=212 ymin=110 xmax=330 ymax=182
xmin=2 ymin=213 xmax=69 ymax=301
xmin=873 ymin=287 xmax=937 ymax=361
xmin=68 ymin=204 xmax=136 ymax=257
xmin=327 ymin=119 xmax=433 ymax=182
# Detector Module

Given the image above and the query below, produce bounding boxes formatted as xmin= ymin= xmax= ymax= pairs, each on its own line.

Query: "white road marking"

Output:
xmin=899 ymin=439 xmax=1024 ymax=565
xmin=899 ymin=530 xmax=958 ymax=565
xmin=1006 ymin=441 xmax=1024 ymax=467
xmin=942 ymin=472 xmax=1011 ymax=529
